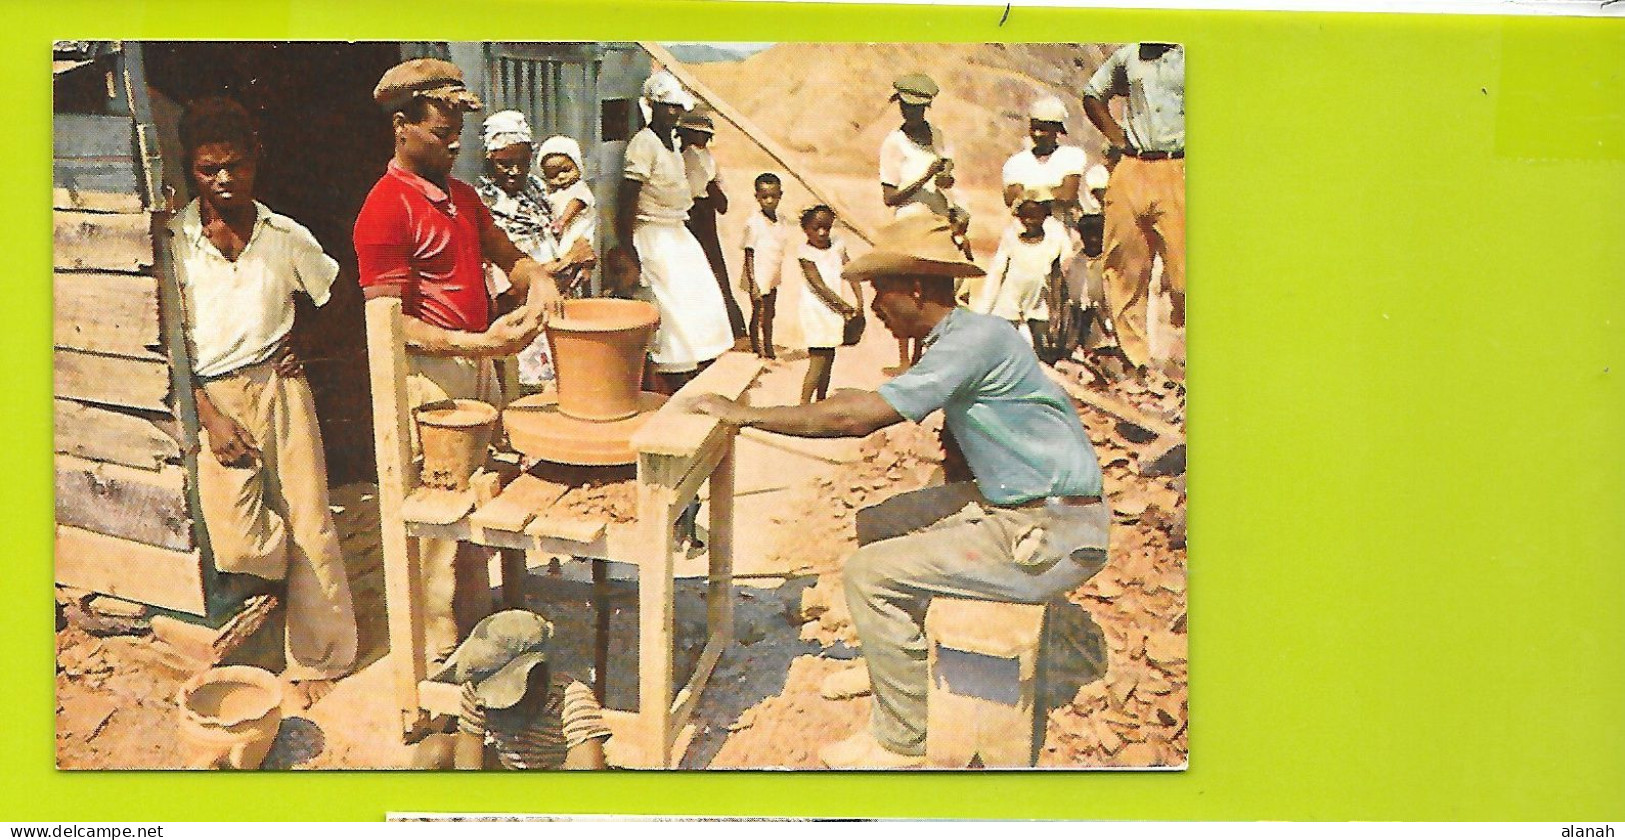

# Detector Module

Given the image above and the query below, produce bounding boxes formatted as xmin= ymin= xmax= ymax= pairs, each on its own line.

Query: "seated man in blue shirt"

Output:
xmin=692 ymin=215 xmax=1110 ymax=769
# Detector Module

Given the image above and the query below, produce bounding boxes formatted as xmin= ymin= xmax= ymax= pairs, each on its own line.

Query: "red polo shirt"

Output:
xmin=354 ymin=160 xmax=495 ymax=333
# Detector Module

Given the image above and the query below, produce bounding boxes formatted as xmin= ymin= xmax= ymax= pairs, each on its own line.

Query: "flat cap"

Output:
xmin=373 ymin=58 xmax=483 ymax=113
xmin=890 ymin=72 xmax=940 ymax=105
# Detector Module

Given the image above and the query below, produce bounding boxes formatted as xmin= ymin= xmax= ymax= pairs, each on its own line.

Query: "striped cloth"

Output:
xmin=458 ymin=678 xmax=613 ymax=769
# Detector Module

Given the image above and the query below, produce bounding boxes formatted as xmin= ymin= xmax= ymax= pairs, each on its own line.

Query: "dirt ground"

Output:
xmin=56 ymin=350 xmax=1186 ymax=770
xmin=56 ymin=43 xmax=1186 ymax=771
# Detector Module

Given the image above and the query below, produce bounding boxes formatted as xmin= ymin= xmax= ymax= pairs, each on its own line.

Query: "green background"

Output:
xmin=8 ymin=0 xmax=1623 ymax=822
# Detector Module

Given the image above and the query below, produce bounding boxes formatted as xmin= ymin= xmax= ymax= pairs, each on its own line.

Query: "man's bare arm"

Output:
xmin=1082 ymin=95 xmax=1130 ymax=151
xmin=401 ymin=307 xmax=543 ymax=358
xmin=690 ymin=390 xmax=904 ymax=438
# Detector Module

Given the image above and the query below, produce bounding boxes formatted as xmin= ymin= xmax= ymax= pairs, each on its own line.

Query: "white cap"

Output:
xmin=1028 ymin=95 xmax=1068 ymax=125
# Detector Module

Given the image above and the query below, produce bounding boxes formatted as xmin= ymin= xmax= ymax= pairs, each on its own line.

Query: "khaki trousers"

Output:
xmin=405 ymin=354 xmax=503 ymax=662
xmin=1102 ymin=156 xmax=1186 ymax=368
xmin=197 ymin=362 xmax=357 ymax=681
xmin=844 ymin=484 xmax=1110 ymax=755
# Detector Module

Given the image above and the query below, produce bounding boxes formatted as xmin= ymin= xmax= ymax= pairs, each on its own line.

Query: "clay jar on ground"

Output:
xmin=547 ymin=299 xmax=660 ymax=421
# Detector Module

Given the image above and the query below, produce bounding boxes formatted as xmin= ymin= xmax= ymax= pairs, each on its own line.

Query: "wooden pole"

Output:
xmin=365 ymin=297 xmax=430 ymax=737
xmin=637 ymin=41 xmax=876 ymax=246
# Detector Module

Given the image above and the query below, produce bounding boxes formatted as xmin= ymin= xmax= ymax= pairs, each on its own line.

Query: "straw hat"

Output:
xmin=843 ymin=215 xmax=984 ymax=281
xmin=676 ymin=111 xmax=716 ymax=134
xmin=1028 ymin=95 xmax=1069 ymax=129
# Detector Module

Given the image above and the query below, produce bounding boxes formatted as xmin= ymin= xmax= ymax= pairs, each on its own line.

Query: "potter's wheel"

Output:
xmin=503 ymin=391 xmax=668 ymax=466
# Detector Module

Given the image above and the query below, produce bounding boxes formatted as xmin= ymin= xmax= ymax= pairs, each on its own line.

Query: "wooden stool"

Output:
xmin=925 ymin=597 xmax=1047 ymax=768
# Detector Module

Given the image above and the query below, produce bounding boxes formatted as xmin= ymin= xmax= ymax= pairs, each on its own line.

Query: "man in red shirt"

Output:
xmin=354 ymin=58 xmax=583 ymax=660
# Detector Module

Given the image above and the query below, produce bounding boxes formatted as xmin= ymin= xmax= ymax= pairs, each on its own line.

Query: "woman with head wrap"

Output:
xmin=476 ymin=110 xmax=564 ymax=389
xmin=609 ymin=70 xmax=733 ymax=394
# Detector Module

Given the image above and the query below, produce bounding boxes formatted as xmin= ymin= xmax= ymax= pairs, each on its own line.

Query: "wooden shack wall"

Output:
xmin=52 ymin=76 xmax=207 ymax=615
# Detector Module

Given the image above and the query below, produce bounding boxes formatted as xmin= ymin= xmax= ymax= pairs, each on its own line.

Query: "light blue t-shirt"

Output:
xmin=878 ymin=309 xmax=1103 ymax=505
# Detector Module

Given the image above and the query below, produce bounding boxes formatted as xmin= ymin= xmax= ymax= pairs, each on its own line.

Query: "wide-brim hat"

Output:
xmin=374 ymin=58 xmax=483 ymax=113
xmin=676 ymin=111 xmax=716 ymax=134
xmin=890 ymin=72 xmax=939 ymax=106
xmin=444 ymin=609 xmax=553 ymax=710
xmin=843 ymin=215 xmax=984 ymax=282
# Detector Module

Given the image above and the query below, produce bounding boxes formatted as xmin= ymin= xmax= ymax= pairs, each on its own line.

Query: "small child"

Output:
xmin=536 ymin=135 xmax=596 ymax=293
xmin=742 ymin=173 xmax=790 ymax=359
xmin=974 ymin=197 xmax=1074 ymax=348
xmin=796 ymin=205 xmax=858 ymax=404
xmin=1070 ymin=211 xmax=1115 ymax=350
xmin=449 ymin=610 xmax=611 ymax=771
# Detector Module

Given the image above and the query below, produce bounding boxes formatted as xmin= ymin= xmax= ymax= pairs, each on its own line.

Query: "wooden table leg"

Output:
xmin=592 ymin=556 xmax=610 ymax=703
xmin=500 ymin=547 xmax=527 ymax=609
xmin=635 ymin=484 xmax=677 ymax=768
xmin=706 ymin=441 xmax=736 ymax=644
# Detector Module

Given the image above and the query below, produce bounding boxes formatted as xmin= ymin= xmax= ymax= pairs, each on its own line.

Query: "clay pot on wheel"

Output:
xmin=175 ymin=665 xmax=284 ymax=770
xmin=415 ymin=399 xmax=499 ymax=490
xmin=547 ymin=299 xmax=660 ymax=421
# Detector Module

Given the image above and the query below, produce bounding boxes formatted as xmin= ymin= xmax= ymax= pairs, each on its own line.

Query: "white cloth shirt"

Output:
xmin=1002 ymin=144 xmax=1089 ymax=202
xmin=682 ymin=145 xmax=720 ymax=200
xmin=546 ymin=179 xmax=597 ymax=255
xmin=798 ymin=237 xmax=855 ymax=348
xmin=976 ymin=223 xmax=1074 ymax=322
xmin=742 ymin=210 xmax=792 ymax=293
xmin=623 ymin=126 xmax=694 ymax=223
xmin=879 ymin=126 xmax=955 ymax=219
xmin=168 ymin=200 xmax=338 ymax=379
xmin=1083 ymin=44 xmax=1186 ymax=154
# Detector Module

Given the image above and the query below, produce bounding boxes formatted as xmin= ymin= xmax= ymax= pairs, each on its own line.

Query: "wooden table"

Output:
xmin=365 ymin=297 xmax=763 ymax=768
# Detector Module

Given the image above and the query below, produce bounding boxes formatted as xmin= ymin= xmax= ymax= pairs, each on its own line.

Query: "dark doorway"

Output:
xmin=143 ymin=41 xmax=403 ymax=485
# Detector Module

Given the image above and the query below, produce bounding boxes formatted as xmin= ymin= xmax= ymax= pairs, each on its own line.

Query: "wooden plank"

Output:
xmin=630 ymin=352 xmax=763 ymax=457
xmin=54 ymin=158 xmax=141 ymax=209
xmin=669 ymin=632 xmax=727 ymax=731
xmin=53 ymin=188 xmax=144 ymax=214
xmin=366 ymin=297 xmax=431 ymax=735
xmin=525 ymin=515 xmax=606 ymax=544
xmin=55 ymin=454 xmax=192 ymax=551
xmin=1044 ymin=363 xmax=1184 ymax=441
xmin=54 ymin=524 xmax=205 ymax=615
xmin=54 ymin=113 xmax=136 ymax=159
xmin=639 ymin=42 xmax=875 ymax=246
xmin=705 ymin=442 xmax=736 ymax=641
xmin=54 ymin=348 xmax=171 ymax=412
xmin=467 ymin=473 xmax=566 ymax=533
xmin=53 ymin=271 xmax=162 ymax=358
xmin=54 ymin=210 xmax=152 ymax=273
xmin=54 ymin=399 xmax=181 ymax=471
xmin=400 ymin=487 xmax=475 ymax=526
xmin=635 ymin=482 xmax=679 ymax=768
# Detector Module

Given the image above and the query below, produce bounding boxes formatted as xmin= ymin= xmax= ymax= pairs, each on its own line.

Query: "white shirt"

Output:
xmin=977 ymin=224 xmax=1074 ymax=322
xmin=742 ymin=210 xmax=791 ymax=292
xmin=168 ymin=200 xmax=338 ymax=379
xmin=1083 ymin=44 xmax=1186 ymax=154
xmin=546 ymin=180 xmax=597 ymax=253
xmin=682 ymin=146 xmax=720 ymax=200
xmin=1002 ymin=144 xmax=1089 ymax=202
xmin=879 ymin=126 xmax=955 ymax=219
xmin=623 ymin=126 xmax=693 ymax=223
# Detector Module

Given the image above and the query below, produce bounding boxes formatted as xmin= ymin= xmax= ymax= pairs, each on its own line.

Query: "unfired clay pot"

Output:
xmin=546 ymin=299 xmax=660 ymax=421
xmin=415 ymin=399 xmax=498 ymax=490
xmin=175 ymin=665 xmax=283 ymax=770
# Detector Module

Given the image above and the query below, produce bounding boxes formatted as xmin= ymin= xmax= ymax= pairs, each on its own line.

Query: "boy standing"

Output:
xmin=166 ymin=97 xmax=357 ymax=704
xmin=742 ymin=172 xmax=789 ymax=359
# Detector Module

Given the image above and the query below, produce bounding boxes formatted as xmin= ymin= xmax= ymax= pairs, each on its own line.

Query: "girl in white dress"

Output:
xmin=795 ymin=205 xmax=858 ymax=403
